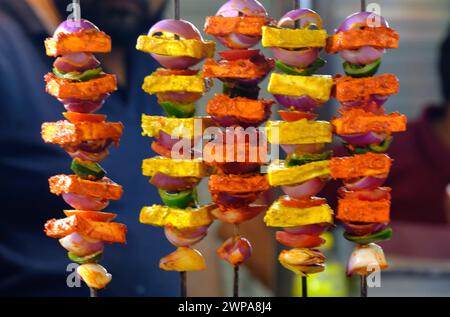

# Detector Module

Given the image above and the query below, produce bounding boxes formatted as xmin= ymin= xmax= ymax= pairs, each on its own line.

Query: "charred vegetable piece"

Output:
xmin=223 ymin=82 xmax=260 ymax=100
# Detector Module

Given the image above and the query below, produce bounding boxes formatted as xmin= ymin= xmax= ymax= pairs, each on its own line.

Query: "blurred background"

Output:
xmin=0 ymin=0 xmax=449 ymax=297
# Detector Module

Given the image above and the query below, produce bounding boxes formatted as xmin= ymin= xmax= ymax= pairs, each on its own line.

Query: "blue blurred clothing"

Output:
xmin=0 ymin=2 xmax=178 ymax=296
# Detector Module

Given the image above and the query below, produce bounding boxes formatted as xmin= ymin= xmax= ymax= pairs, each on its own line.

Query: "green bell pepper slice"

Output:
xmin=286 ymin=150 xmax=333 ymax=167
xmin=343 ymin=59 xmax=381 ymax=78
xmin=68 ymin=251 xmax=103 ymax=264
xmin=344 ymin=227 xmax=393 ymax=245
xmin=158 ymin=188 xmax=198 ymax=209
xmin=275 ymin=58 xmax=326 ymax=76
xmin=159 ymin=101 xmax=195 ymax=118
xmin=53 ymin=67 xmax=103 ymax=82
xmin=347 ymin=136 xmax=393 ymax=155
xmin=71 ymin=158 xmax=106 ymax=180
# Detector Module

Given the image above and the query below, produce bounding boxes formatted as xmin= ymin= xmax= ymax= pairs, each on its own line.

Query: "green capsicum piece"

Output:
xmin=158 ymin=188 xmax=198 ymax=209
xmin=159 ymin=101 xmax=196 ymax=118
xmin=68 ymin=251 xmax=103 ymax=264
xmin=346 ymin=136 xmax=394 ymax=155
xmin=275 ymin=58 xmax=326 ymax=76
xmin=286 ymin=150 xmax=333 ymax=167
xmin=53 ymin=67 xmax=103 ymax=82
xmin=343 ymin=59 xmax=381 ymax=78
xmin=71 ymin=158 xmax=106 ymax=180
xmin=344 ymin=227 xmax=393 ymax=245
xmin=369 ymin=135 xmax=393 ymax=152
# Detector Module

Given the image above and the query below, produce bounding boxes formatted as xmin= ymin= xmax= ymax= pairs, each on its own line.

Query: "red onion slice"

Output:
xmin=342 ymin=222 xmax=388 ymax=236
xmin=62 ymin=193 xmax=109 ymax=211
xmin=278 ymin=8 xmax=323 ymax=29
xmin=149 ymin=19 xmax=202 ymax=40
xmin=66 ymin=149 xmax=110 ymax=163
xmin=341 ymin=94 xmax=388 ymax=113
xmin=212 ymin=192 xmax=259 ymax=208
xmin=216 ymin=33 xmax=261 ymax=50
xmin=281 ymin=178 xmax=326 ymax=199
xmin=59 ymin=95 xmax=108 ymax=113
xmin=150 ymin=54 xmax=201 ymax=69
xmin=158 ymin=131 xmax=193 ymax=150
xmin=63 ymin=140 xmax=113 ymax=157
xmin=274 ymin=94 xmax=322 ymax=112
xmin=271 ymin=47 xmax=319 ymax=68
xmin=150 ymin=173 xmax=200 ymax=192
xmin=284 ymin=223 xmax=329 ymax=235
xmin=339 ymin=132 xmax=386 ymax=147
xmin=344 ymin=174 xmax=388 ymax=191
xmin=54 ymin=53 xmax=101 ymax=73
xmin=54 ymin=19 xmax=98 ymax=36
xmin=340 ymin=46 xmax=385 ymax=65
xmin=216 ymin=0 xmax=267 ymax=17
xmin=337 ymin=11 xmax=388 ymax=33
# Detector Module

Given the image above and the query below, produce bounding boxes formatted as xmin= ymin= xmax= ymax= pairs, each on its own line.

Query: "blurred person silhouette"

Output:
xmin=0 ymin=0 xmax=181 ymax=296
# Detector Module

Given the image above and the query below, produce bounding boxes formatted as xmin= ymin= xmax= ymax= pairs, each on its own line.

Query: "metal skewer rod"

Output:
xmin=233 ymin=224 xmax=240 ymax=297
xmin=360 ymin=275 xmax=368 ymax=297
xmin=174 ymin=0 xmax=180 ymax=20
xmin=302 ymin=275 xmax=308 ymax=297
xmin=90 ymin=287 xmax=97 ymax=298
xmin=293 ymin=1 xmax=300 ymax=29
xmin=180 ymin=271 xmax=187 ymax=297
xmin=173 ymin=0 xmax=180 ymax=40
xmin=233 ymin=265 xmax=240 ymax=297
xmin=73 ymin=0 xmax=80 ymax=21
xmin=361 ymin=0 xmax=367 ymax=12
xmin=172 ymin=1 xmax=184 ymax=295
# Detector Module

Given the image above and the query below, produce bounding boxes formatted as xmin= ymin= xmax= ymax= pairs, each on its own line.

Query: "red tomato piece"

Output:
xmin=275 ymin=231 xmax=325 ymax=248
xmin=278 ymin=110 xmax=318 ymax=122
xmin=219 ymin=49 xmax=260 ymax=61
xmin=280 ymin=196 xmax=327 ymax=209
xmin=63 ymin=112 xmax=106 ymax=123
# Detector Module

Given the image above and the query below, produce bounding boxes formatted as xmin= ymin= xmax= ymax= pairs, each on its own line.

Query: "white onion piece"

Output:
xmin=59 ymin=232 xmax=104 ymax=257
xmin=347 ymin=243 xmax=388 ymax=276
